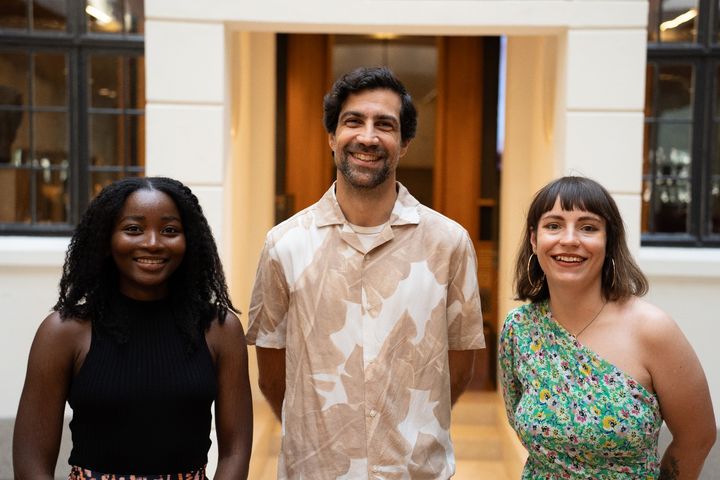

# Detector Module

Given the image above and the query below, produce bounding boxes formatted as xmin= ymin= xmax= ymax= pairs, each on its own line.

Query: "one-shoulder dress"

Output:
xmin=499 ymin=301 xmax=663 ymax=479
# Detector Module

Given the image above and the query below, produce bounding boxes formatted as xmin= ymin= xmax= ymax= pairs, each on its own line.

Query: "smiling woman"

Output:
xmin=12 ymin=177 xmax=253 ymax=480
xmin=111 ymin=189 xmax=187 ymax=301
xmin=499 ymin=176 xmax=716 ymax=479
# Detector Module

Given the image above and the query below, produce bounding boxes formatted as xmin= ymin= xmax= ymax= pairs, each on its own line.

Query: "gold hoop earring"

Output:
xmin=607 ymin=257 xmax=617 ymax=290
xmin=527 ymin=253 xmax=544 ymax=293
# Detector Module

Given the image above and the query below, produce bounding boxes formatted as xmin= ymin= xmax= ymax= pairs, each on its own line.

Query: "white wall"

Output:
xmin=0 ymin=237 xmax=68 ymax=417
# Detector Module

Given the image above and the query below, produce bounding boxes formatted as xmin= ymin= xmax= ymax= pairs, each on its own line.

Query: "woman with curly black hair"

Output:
xmin=13 ymin=177 xmax=253 ymax=479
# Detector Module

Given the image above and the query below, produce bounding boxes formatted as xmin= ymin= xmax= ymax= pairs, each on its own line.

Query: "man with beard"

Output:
xmin=246 ymin=66 xmax=485 ymax=479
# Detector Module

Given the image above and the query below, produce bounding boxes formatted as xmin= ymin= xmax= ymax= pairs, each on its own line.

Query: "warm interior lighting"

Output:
xmin=660 ymin=8 xmax=698 ymax=31
xmin=85 ymin=5 xmax=113 ymax=25
xmin=371 ymin=33 xmax=399 ymax=40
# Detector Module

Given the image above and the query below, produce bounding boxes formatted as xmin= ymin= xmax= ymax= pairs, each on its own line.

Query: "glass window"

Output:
xmin=644 ymin=0 xmax=720 ymax=246
xmin=0 ymin=0 xmax=143 ymax=234
xmin=86 ymin=0 xmax=142 ymax=35
xmin=660 ymin=0 xmax=698 ymax=43
xmin=0 ymin=1 xmax=29 ymax=30
xmin=33 ymin=0 xmax=67 ymax=31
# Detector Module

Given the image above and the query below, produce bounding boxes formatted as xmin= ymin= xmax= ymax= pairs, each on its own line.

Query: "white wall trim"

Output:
xmin=639 ymin=247 xmax=720 ymax=278
xmin=0 ymin=237 xmax=69 ymax=267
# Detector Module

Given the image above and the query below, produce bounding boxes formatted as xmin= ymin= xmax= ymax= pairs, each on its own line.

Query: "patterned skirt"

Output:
xmin=69 ymin=465 xmax=207 ymax=480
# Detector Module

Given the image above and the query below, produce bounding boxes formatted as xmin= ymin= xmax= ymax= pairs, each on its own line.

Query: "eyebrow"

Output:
xmin=541 ymin=214 xmax=602 ymax=222
xmin=118 ymin=214 xmax=182 ymax=222
xmin=340 ymin=111 xmax=400 ymax=124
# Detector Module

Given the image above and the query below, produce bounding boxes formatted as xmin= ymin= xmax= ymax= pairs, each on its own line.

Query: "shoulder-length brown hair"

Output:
xmin=514 ymin=176 xmax=648 ymax=303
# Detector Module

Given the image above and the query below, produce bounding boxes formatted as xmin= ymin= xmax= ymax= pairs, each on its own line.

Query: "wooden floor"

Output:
xmin=208 ymin=391 xmax=509 ymax=479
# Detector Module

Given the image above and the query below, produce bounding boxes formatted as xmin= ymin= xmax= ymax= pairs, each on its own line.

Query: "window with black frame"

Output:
xmin=644 ymin=0 xmax=720 ymax=246
xmin=0 ymin=0 xmax=144 ymax=235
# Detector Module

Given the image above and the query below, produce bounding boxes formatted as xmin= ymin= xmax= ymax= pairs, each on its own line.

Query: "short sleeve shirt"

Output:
xmin=247 ymin=183 xmax=485 ymax=480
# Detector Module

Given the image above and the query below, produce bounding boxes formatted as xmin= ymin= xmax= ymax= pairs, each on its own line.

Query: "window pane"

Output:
xmin=0 ymin=167 xmax=31 ymax=222
xmin=656 ymin=123 xmax=692 ymax=174
xmin=125 ymin=0 xmax=143 ymax=33
xmin=659 ymin=0 xmax=698 ymax=43
xmin=652 ymin=123 xmax=692 ymax=233
xmin=128 ymin=56 xmax=144 ymax=109
xmin=86 ymin=0 xmax=122 ymax=34
xmin=128 ymin=114 xmax=144 ymax=167
xmin=0 ymin=52 xmax=29 ymax=106
xmin=32 ymin=0 xmax=66 ymax=31
xmin=34 ymin=112 xmax=67 ymax=165
xmin=648 ymin=0 xmax=661 ymax=42
xmin=658 ymin=65 xmax=693 ymax=119
xmin=36 ymin=167 xmax=67 ymax=222
xmin=0 ymin=0 xmax=28 ymax=30
xmin=34 ymin=53 xmax=67 ymax=106
xmin=90 ymin=55 xmax=121 ymax=108
xmin=89 ymin=170 xmax=122 ymax=198
xmin=90 ymin=113 xmax=121 ymax=166
xmin=1 ymin=111 xmax=29 ymax=164
xmin=653 ymin=177 xmax=691 ymax=232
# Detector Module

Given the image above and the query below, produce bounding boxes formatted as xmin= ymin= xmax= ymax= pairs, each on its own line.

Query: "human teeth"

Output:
xmin=354 ymin=152 xmax=378 ymax=162
xmin=137 ymin=258 xmax=164 ymax=264
xmin=555 ymin=255 xmax=582 ymax=262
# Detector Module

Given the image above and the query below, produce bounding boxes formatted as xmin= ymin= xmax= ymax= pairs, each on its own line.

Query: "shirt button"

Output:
xmin=369 ymin=408 xmax=377 ymax=417
xmin=372 ymin=466 xmax=379 ymax=473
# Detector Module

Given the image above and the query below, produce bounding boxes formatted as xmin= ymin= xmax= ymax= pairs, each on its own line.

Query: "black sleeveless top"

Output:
xmin=68 ymin=295 xmax=217 ymax=474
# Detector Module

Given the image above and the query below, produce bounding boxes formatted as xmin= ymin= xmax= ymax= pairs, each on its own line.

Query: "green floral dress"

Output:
xmin=499 ymin=301 xmax=662 ymax=479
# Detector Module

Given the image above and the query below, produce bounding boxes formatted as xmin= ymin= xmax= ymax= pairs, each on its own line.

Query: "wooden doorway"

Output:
xmin=277 ymin=34 xmax=500 ymax=390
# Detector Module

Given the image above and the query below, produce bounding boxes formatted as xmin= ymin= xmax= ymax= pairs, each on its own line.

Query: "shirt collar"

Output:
xmin=314 ymin=182 xmax=421 ymax=228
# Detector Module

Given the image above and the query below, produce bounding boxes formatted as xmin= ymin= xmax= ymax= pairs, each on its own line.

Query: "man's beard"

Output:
xmin=337 ymin=150 xmax=391 ymax=190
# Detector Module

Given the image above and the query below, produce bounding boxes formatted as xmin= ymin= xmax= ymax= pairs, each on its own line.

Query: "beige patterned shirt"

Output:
xmin=247 ymin=183 xmax=485 ymax=479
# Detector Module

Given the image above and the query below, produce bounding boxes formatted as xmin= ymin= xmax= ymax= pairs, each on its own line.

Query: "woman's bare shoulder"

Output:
xmin=35 ymin=311 xmax=91 ymax=353
xmin=617 ymin=296 xmax=680 ymax=347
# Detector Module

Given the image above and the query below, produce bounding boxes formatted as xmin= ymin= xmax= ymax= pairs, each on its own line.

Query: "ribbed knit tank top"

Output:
xmin=67 ymin=294 xmax=217 ymax=475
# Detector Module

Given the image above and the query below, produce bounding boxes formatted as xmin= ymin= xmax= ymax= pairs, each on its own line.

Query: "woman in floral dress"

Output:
xmin=499 ymin=176 xmax=715 ymax=479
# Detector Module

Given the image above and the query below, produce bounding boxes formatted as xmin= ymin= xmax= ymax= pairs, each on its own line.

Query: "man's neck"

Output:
xmin=335 ymin=176 xmax=397 ymax=227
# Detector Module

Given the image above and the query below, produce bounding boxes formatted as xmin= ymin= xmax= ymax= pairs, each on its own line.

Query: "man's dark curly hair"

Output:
xmin=55 ymin=176 xmax=237 ymax=350
xmin=323 ymin=66 xmax=418 ymax=144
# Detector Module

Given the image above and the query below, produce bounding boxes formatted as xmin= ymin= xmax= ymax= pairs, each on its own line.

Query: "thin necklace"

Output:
xmin=573 ymin=301 xmax=607 ymax=338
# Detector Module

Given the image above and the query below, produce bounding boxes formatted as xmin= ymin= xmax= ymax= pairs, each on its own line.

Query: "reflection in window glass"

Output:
xmin=648 ymin=0 xmax=661 ymax=42
xmin=656 ymin=123 xmax=692 ymax=178
xmin=33 ymin=0 xmax=67 ymax=31
xmin=660 ymin=0 xmax=698 ymax=43
xmin=36 ymin=168 xmax=68 ymax=222
xmin=648 ymin=122 xmax=692 ymax=234
xmin=658 ymin=65 xmax=693 ymax=119
xmin=128 ymin=56 xmax=144 ymax=108
xmin=652 ymin=177 xmax=691 ymax=232
xmin=90 ymin=55 xmax=121 ymax=108
xmin=34 ymin=53 xmax=67 ymax=106
xmin=0 ymin=53 xmax=29 ymax=106
xmin=0 ymin=0 xmax=28 ymax=30
xmin=90 ymin=113 xmax=120 ymax=166
xmin=86 ymin=0 xmax=122 ymax=33
xmin=89 ymin=170 xmax=122 ymax=198
xmin=125 ymin=0 xmax=143 ymax=33
xmin=34 ymin=112 xmax=67 ymax=163
xmin=128 ymin=114 xmax=144 ymax=166
xmin=2 ymin=113 xmax=29 ymax=165
xmin=0 ymin=168 xmax=31 ymax=222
